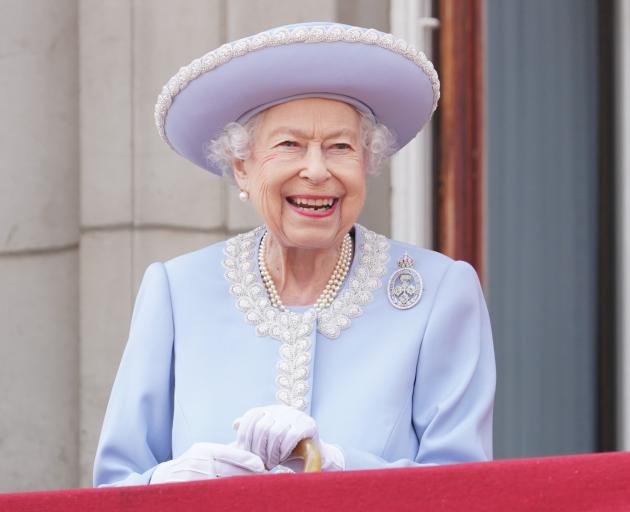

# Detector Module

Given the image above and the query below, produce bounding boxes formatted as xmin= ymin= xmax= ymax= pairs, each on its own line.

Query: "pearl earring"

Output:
xmin=239 ymin=190 xmax=249 ymax=202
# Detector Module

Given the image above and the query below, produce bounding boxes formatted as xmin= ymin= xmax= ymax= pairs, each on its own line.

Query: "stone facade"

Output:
xmin=0 ymin=0 xmax=390 ymax=491
xmin=0 ymin=0 xmax=80 ymax=491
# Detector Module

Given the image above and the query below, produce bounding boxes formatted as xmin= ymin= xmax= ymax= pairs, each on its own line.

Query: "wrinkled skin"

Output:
xmin=233 ymin=98 xmax=367 ymax=306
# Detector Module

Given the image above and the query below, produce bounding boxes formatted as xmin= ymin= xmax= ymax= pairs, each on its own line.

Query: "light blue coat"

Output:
xmin=93 ymin=225 xmax=495 ymax=486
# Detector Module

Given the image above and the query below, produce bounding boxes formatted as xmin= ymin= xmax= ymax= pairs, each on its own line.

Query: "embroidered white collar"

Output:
xmin=223 ymin=224 xmax=389 ymax=409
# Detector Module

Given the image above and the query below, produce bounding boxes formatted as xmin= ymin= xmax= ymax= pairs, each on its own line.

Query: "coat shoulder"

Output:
xmin=160 ymin=227 xmax=263 ymax=284
xmin=385 ymin=236 xmax=455 ymax=276
xmin=163 ymin=238 xmax=227 ymax=274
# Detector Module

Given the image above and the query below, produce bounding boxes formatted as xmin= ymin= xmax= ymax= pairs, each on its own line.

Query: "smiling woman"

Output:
xmin=231 ymin=99 xmax=366 ymax=306
xmin=237 ymin=100 xmax=364 ymax=245
xmin=93 ymin=22 xmax=495 ymax=487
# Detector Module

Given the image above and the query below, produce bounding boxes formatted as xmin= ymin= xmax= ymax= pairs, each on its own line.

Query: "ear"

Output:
xmin=232 ymin=158 xmax=248 ymax=191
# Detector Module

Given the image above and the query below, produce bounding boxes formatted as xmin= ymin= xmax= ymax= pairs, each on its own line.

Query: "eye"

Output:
xmin=330 ymin=143 xmax=352 ymax=151
xmin=277 ymin=140 xmax=299 ymax=148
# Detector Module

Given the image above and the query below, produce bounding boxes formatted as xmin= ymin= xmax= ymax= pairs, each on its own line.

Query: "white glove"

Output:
xmin=233 ymin=404 xmax=345 ymax=471
xmin=150 ymin=442 xmax=266 ymax=484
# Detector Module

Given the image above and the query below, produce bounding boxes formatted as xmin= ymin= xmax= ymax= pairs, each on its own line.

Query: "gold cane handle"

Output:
xmin=291 ymin=438 xmax=322 ymax=472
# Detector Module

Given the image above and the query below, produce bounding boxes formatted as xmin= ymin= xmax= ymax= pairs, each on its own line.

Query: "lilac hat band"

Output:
xmin=154 ymin=22 xmax=440 ymax=175
xmin=236 ymin=93 xmax=374 ymax=124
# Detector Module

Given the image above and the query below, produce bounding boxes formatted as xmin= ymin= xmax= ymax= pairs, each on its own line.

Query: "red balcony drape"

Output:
xmin=1 ymin=452 xmax=629 ymax=511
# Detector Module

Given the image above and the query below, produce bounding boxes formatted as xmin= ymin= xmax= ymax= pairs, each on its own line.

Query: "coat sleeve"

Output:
xmin=342 ymin=260 xmax=496 ymax=470
xmin=93 ymin=262 xmax=175 ymax=486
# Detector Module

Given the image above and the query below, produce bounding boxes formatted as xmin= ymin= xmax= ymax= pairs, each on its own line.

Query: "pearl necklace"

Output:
xmin=258 ymin=232 xmax=353 ymax=312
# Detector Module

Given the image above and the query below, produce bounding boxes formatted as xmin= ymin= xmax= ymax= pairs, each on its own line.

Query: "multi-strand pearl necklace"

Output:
xmin=258 ymin=232 xmax=353 ymax=312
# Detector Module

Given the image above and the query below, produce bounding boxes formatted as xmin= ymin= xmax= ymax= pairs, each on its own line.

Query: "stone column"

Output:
xmin=78 ymin=0 xmax=226 ymax=487
xmin=0 ymin=0 xmax=79 ymax=491
xmin=78 ymin=1 xmax=133 ymax=486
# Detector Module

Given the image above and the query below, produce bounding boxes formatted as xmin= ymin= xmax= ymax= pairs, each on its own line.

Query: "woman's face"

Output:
xmin=233 ymin=98 xmax=367 ymax=251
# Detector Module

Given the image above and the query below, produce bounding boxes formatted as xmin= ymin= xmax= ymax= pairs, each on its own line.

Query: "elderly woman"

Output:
xmin=94 ymin=22 xmax=495 ymax=486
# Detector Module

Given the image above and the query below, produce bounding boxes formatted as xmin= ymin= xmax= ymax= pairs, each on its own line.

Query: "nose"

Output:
xmin=299 ymin=144 xmax=330 ymax=184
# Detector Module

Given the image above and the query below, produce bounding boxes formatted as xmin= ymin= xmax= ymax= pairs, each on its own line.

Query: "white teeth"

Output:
xmin=290 ymin=197 xmax=335 ymax=207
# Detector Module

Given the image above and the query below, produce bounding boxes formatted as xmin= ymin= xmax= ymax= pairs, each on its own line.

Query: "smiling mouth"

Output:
xmin=286 ymin=196 xmax=338 ymax=213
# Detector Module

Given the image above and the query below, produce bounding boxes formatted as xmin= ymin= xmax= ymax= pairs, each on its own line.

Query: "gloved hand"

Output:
xmin=150 ymin=442 xmax=266 ymax=484
xmin=233 ymin=404 xmax=345 ymax=471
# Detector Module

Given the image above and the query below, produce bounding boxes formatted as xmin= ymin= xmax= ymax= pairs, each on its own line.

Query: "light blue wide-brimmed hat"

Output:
xmin=154 ymin=22 xmax=440 ymax=175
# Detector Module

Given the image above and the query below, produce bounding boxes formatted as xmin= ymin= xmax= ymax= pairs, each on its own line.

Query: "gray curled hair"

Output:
xmin=206 ymin=109 xmax=397 ymax=181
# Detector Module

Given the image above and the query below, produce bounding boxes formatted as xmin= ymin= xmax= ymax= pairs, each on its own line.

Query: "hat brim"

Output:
xmin=157 ymin=25 xmax=438 ymax=175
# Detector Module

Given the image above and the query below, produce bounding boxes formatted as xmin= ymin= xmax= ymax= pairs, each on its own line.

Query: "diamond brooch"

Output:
xmin=387 ymin=252 xmax=423 ymax=310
